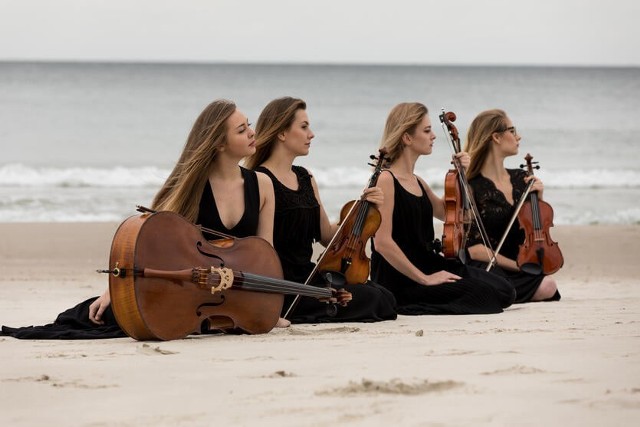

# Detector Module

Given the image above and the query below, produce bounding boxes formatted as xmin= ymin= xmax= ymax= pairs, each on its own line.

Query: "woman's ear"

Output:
xmin=401 ymin=131 xmax=412 ymax=146
xmin=278 ymin=132 xmax=286 ymax=142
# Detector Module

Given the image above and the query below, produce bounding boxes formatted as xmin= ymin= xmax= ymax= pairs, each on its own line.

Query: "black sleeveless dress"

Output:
xmin=257 ymin=165 xmax=397 ymax=324
xmin=467 ymin=169 xmax=561 ymax=303
xmin=1 ymin=167 xmax=262 ymax=339
xmin=370 ymin=172 xmax=515 ymax=315
xmin=197 ymin=167 xmax=260 ymax=239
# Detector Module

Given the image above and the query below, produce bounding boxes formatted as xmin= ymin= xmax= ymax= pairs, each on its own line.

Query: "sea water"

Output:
xmin=1 ymin=62 xmax=638 ymax=224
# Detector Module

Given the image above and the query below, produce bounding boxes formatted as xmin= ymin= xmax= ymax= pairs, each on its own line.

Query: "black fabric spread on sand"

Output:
xmin=257 ymin=165 xmax=397 ymax=324
xmin=370 ymin=172 xmax=515 ymax=315
xmin=1 ymin=297 xmax=125 ymax=339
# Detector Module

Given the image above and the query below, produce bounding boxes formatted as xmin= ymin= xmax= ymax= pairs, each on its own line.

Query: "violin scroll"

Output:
xmin=520 ymin=153 xmax=540 ymax=174
xmin=440 ymin=110 xmax=461 ymax=152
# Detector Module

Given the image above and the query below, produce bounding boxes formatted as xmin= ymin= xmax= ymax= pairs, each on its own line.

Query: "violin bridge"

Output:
xmin=209 ymin=266 xmax=234 ymax=294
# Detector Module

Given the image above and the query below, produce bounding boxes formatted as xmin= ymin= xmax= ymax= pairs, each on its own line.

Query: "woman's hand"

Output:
xmin=89 ymin=289 xmax=111 ymax=325
xmin=362 ymin=186 xmax=383 ymax=206
xmin=524 ymin=175 xmax=544 ymax=198
xmin=420 ymin=270 xmax=462 ymax=286
xmin=454 ymin=151 xmax=470 ymax=170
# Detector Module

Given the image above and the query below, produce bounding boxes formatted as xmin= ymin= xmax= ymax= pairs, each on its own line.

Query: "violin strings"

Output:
xmin=529 ymin=192 xmax=543 ymax=240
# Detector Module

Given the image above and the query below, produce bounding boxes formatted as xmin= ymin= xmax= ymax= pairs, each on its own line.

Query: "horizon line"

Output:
xmin=0 ymin=58 xmax=637 ymax=69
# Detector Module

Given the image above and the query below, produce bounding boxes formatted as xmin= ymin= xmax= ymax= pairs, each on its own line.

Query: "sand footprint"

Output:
xmin=481 ymin=365 xmax=548 ymax=375
xmin=317 ymin=378 xmax=463 ymax=396
xmin=137 ymin=343 xmax=178 ymax=355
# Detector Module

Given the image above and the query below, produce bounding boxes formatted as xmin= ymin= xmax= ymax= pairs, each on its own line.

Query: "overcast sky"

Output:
xmin=1 ymin=0 xmax=638 ymax=66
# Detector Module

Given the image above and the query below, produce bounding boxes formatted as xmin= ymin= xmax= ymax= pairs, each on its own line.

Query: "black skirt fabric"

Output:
xmin=1 ymin=297 xmax=126 ymax=339
xmin=468 ymin=260 xmax=561 ymax=303
xmin=283 ymin=280 xmax=397 ymax=324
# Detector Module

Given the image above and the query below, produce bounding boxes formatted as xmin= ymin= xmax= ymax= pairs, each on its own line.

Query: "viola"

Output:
xmin=314 ymin=149 xmax=387 ymax=285
xmin=516 ymin=154 xmax=564 ymax=275
xmin=106 ymin=209 xmax=350 ymax=341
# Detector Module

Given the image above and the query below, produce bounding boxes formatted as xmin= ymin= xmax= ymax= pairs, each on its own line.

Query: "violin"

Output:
xmin=440 ymin=111 xmax=471 ymax=262
xmin=440 ymin=110 xmax=494 ymax=264
xmin=516 ymin=154 xmax=564 ymax=275
xmin=105 ymin=209 xmax=350 ymax=341
xmin=315 ymin=149 xmax=387 ymax=285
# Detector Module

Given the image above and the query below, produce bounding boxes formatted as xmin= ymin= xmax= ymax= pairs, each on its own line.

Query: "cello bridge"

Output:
xmin=209 ymin=266 xmax=234 ymax=294
xmin=192 ymin=267 xmax=235 ymax=293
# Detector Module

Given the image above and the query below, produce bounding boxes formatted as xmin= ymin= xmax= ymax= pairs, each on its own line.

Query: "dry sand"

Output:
xmin=1 ymin=222 xmax=639 ymax=426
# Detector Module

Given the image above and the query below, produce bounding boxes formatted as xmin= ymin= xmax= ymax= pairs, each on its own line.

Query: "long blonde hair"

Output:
xmin=244 ymin=96 xmax=306 ymax=170
xmin=152 ymin=99 xmax=236 ymax=222
xmin=464 ymin=109 xmax=508 ymax=179
xmin=379 ymin=102 xmax=429 ymax=166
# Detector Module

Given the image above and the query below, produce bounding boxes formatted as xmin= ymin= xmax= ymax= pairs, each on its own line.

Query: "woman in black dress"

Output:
xmin=244 ymin=96 xmax=397 ymax=324
xmin=2 ymin=99 xmax=285 ymax=338
xmin=463 ymin=109 xmax=560 ymax=302
xmin=370 ymin=102 xmax=515 ymax=315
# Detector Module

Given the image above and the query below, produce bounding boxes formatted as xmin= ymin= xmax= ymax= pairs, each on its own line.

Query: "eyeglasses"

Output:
xmin=501 ymin=126 xmax=517 ymax=136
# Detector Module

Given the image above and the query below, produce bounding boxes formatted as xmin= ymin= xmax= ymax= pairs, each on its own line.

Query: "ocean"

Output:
xmin=1 ymin=62 xmax=639 ymax=224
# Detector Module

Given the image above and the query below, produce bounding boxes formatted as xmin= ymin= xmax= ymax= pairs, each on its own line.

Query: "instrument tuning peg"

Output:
xmin=369 ymin=154 xmax=376 ymax=160
xmin=367 ymin=162 xmax=375 ymax=167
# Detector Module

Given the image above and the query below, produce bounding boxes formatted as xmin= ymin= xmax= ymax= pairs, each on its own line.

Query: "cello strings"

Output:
xmin=236 ymin=272 xmax=332 ymax=296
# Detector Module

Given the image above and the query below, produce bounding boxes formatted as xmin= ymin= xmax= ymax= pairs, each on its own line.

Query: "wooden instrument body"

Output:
xmin=108 ymin=211 xmax=284 ymax=341
xmin=517 ymin=196 xmax=564 ymax=275
xmin=442 ymin=170 xmax=469 ymax=260
xmin=319 ymin=199 xmax=381 ymax=285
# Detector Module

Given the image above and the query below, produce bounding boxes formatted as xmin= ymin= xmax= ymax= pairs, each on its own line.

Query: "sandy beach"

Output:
xmin=1 ymin=222 xmax=639 ymax=426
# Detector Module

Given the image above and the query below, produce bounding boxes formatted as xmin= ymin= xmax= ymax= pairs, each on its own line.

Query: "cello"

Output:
xmin=439 ymin=110 xmax=494 ymax=263
xmin=516 ymin=154 xmax=564 ymax=275
xmin=282 ymin=149 xmax=387 ymax=318
xmin=104 ymin=208 xmax=350 ymax=341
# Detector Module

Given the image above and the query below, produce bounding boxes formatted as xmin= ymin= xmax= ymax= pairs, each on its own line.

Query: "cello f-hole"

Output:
xmin=196 ymin=296 xmax=227 ymax=315
xmin=196 ymin=241 xmax=226 ymax=262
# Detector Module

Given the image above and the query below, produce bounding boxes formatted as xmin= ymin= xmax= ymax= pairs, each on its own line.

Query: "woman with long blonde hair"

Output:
xmin=245 ymin=96 xmax=397 ymax=324
xmin=89 ymin=99 xmax=285 ymax=328
xmin=463 ymin=109 xmax=560 ymax=302
xmin=370 ymin=102 xmax=515 ymax=315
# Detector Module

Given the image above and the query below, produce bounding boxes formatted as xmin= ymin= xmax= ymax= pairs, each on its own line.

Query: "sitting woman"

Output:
xmin=244 ymin=96 xmax=397 ymax=324
xmin=463 ymin=108 xmax=560 ymax=303
xmin=370 ymin=102 xmax=515 ymax=315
